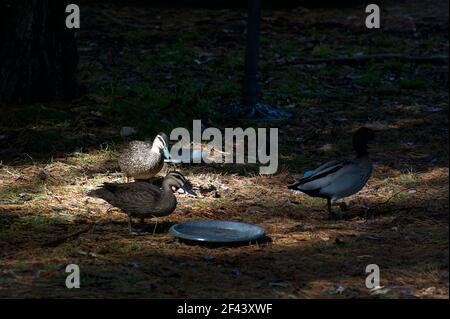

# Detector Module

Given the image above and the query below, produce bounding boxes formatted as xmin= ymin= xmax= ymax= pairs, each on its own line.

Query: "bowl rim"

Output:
xmin=169 ymin=219 xmax=266 ymax=243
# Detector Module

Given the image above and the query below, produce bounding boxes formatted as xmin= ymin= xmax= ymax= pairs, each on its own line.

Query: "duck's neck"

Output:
xmin=160 ymin=183 xmax=177 ymax=209
xmin=356 ymin=151 xmax=369 ymax=159
xmin=151 ymin=144 xmax=163 ymax=154
xmin=162 ymin=182 xmax=175 ymax=196
xmin=353 ymin=140 xmax=370 ymax=159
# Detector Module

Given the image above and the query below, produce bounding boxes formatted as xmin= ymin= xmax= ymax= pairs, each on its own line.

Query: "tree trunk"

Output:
xmin=0 ymin=0 xmax=78 ymax=104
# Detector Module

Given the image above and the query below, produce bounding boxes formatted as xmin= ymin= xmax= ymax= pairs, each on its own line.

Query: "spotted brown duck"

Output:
xmin=118 ymin=132 xmax=171 ymax=181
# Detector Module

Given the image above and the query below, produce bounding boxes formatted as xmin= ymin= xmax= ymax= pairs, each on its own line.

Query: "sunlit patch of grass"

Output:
xmin=388 ymin=191 xmax=417 ymax=206
xmin=21 ymin=215 xmax=68 ymax=226
xmin=72 ymin=152 xmax=99 ymax=165
xmin=194 ymin=196 xmax=227 ymax=211
xmin=107 ymin=240 xmax=144 ymax=254
xmin=396 ymin=172 xmax=420 ymax=188
xmin=0 ymin=185 xmax=22 ymax=203
xmin=67 ymin=144 xmax=118 ymax=167
xmin=0 ymin=178 xmax=48 ymax=204
xmin=291 ymin=192 xmax=325 ymax=208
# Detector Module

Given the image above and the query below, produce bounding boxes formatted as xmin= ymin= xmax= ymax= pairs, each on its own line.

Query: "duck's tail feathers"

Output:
xmin=288 ymin=174 xmax=314 ymax=189
xmin=288 ymin=180 xmax=303 ymax=190
xmin=102 ymin=182 xmax=120 ymax=192
xmin=87 ymin=183 xmax=117 ymax=201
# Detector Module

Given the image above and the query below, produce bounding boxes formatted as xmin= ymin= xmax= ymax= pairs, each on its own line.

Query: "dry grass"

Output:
xmin=0 ymin=158 xmax=448 ymax=298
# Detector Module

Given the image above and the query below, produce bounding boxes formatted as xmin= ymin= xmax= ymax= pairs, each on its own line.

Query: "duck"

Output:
xmin=288 ymin=127 xmax=375 ymax=219
xmin=89 ymin=171 xmax=196 ymax=235
xmin=118 ymin=132 xmax=171 ymax=182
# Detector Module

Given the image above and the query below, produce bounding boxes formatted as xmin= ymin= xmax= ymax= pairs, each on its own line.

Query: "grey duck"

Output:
xmin=288 ymin=127 xmax=375 ymax=219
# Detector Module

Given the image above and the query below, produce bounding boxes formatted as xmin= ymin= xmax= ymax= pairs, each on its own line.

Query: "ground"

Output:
xmin=0 ymin=0 xmax=448 ymax=298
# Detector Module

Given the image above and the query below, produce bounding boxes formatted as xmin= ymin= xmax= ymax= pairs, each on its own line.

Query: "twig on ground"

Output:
xmin=376 ymin=188 xmax=417 ymax=207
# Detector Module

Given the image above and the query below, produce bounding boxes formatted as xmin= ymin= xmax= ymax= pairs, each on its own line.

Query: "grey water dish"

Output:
xmin=169 ymin=220 xmax=266 ymax=243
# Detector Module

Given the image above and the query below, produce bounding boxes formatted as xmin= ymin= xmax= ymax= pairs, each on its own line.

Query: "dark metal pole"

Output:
xmin=242 ymin=0 xmax=261 ymax=111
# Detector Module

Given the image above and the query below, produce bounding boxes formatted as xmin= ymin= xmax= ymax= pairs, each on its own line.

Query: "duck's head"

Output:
xmin=153 ymin=132 xmax=171 ymax=159
xmin=163 ymin=171 xmax=197 ymax=197
xmin=352 ymin=127 xmax=375 ymax=157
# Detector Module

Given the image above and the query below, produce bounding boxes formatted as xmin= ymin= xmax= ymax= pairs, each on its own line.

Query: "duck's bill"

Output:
xmin=183 ymin=186 xmax=197 ymax=197
xmin=163 ymin=146 xmax=171 ymax=159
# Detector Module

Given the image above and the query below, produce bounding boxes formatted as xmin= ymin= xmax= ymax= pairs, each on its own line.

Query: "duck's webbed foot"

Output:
xmin=130 ymin=231 xmax=151 ymax=236
xmin=127 ymin=216 xmax=148 ymax=235
xmin=151 ymin=217 xmax=159 ymax=236
xmin=362 ymin=204 xmax=374 ymax=220
xmin=327 ymin=199 xmax=342 ymax=220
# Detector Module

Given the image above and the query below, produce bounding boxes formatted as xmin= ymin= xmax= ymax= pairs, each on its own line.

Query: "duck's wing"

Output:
xmin=288 ymin=159 xmax=352 ymax=191
xmin=293 ymin=160 xmax=349 ymax=184
xmin=89 ymin=182 xmax=162 ymax=213
xmin=118 ymin=141 xmax=152 ymax=162
xmin=311 ymin=160 xmax=344 ymax=175
xmin=318 ymin=162 xmax=370 ymax=200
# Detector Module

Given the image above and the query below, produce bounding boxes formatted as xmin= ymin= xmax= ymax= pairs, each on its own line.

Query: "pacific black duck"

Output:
xmin=90 ymin=171 xmax=196 ymax=234
xmin=118 ymin=132 xmax=171 ymax=181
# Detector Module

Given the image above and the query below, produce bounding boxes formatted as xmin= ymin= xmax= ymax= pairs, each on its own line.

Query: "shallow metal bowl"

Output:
xmin=169 ymin=220 xmax=266 ymax=243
